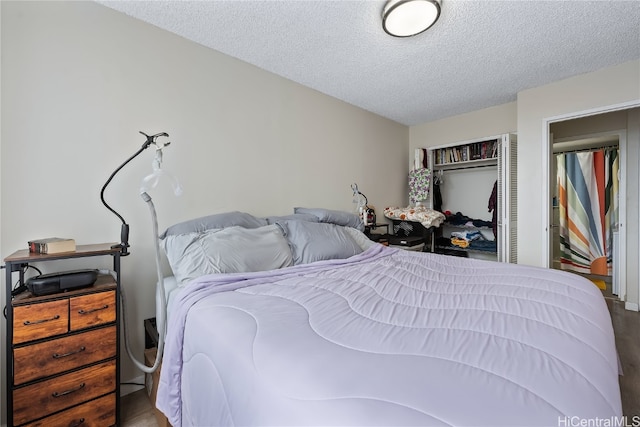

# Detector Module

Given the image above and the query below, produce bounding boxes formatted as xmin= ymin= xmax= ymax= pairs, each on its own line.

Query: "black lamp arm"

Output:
xmin=361 ymin=191 xmax=368 ymax=205
xmin=100 ymin=131 xmax=169 ymax=256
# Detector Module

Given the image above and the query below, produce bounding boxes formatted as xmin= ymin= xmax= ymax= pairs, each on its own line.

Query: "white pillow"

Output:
xmin=160 ymin=224 xmax=293 ymax=286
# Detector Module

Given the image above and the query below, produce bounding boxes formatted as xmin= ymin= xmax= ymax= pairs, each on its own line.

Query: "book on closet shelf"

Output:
xmin=28 ymin=237 xmax=76 ymax=254
xmin=471 ymin=143 xmax=481 ymax=160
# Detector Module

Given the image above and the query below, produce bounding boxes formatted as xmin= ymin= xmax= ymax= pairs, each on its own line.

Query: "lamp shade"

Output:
xmin=382 ymin=0 xmax=441 ymax=37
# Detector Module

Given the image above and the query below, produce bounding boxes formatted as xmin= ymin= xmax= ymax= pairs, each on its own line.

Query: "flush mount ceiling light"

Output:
xmin=382 ymin=0 xmax=442 ymax=37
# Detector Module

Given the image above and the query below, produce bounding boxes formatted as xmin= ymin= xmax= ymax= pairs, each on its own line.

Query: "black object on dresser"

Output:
xmin=4 ymin=244 xmax=121 ymax=427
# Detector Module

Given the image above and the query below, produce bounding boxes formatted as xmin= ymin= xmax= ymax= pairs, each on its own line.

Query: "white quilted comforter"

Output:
xmin=157 ymin=245 xmax=621 ymax=427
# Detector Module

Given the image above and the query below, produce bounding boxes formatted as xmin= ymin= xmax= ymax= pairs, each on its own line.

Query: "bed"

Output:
xmin=155 ymin=209 xmax=622 ymax=427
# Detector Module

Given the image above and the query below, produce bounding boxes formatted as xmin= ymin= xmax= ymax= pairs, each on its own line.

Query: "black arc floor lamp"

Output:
xmin=100 ymin=131 xmax=170 ymax=256
xmin=100 ymin=130 xmax=179 ymax=375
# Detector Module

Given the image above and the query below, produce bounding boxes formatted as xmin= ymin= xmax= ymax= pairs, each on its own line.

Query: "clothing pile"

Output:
xmin=445 ymin=212 xmax=492 ymax=229
xmin=450 ymin=230 xmax=484 ymax=249
xmin=384 ymin=206 xmax=446 ymax=229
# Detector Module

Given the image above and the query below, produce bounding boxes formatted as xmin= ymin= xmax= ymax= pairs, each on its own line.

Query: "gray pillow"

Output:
xmin=160 ymin=225 xmax=293 ymax=286
xmin=344 ymin=227 xmax=375 ymax=251
xmin=276 ymin=220 xmax=363 ymax=265
xmin=160 ymin=211 xmax=267 ymax=238
xmin=264 ymin=213 xmax=320 ymax=225
xmin=293 ymin=207 xmax=364 ymax=231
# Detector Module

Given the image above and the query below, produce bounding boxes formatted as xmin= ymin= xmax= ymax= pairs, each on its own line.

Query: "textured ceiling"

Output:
xmin=98 ymin=0 xmax=640 ymax=126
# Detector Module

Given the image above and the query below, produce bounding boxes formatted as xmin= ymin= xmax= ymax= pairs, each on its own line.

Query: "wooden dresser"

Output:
xmin=4 ymin=244 xmax=121 ymax=427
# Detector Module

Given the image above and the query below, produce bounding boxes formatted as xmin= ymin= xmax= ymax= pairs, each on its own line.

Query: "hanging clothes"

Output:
xmin=487 ymin=180 xmax=497 ymax=239
xmin=433 ymin=181 xmax=443 ymax=212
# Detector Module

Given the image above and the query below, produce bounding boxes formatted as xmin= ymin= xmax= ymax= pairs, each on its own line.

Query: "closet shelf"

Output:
xmin=433 ymin=157 xmax=497 ymax=171
xmin=432 ymin=138 xmax=499 ymax=170
xmin=435 ymin=244 xmax=497 ymax=255
xmin=443 ymin=223 xmax=493 ymax=230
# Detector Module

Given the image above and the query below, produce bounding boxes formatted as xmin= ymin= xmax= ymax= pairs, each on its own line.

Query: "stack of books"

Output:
xmin=28 ymin=237 xmax=76 ymax=254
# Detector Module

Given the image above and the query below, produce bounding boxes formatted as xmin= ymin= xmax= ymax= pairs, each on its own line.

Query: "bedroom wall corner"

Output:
xmin=0 ymin=0 xmax=409 ymax=397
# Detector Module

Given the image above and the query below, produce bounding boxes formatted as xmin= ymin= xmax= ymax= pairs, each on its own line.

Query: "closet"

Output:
xmin=551 ymin=134 xmax=622 ymax=291
xmin=426 ymin=133 xmax=517 ymax=263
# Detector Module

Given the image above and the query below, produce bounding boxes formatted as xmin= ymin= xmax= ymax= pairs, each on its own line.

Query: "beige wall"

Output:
xmin=0 ymin=0 xmax=408 ymax=415
xmin=551 ymin=109 xmax=629 ymax=140
xmin=409 ymin=102 xmax=517 ymax=157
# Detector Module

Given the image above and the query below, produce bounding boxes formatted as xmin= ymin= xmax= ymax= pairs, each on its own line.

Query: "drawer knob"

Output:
xmin=23 ymin=314 xmax=60 ymax=326
xmin=52 ymin=346 xmax=86 ymax=359
xmin=70 ymin=418 xmax=86 ymax=427
xmin=52 ymin=382 xmax=85 ymax=398
xmin=78 ymin=304 xmax=109 ymax=315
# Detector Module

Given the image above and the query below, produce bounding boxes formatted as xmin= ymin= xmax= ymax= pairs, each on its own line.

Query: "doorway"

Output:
xmin=545 ymin=106 xmax=639 ymax=306
xmin=550 ymin=133 xmax=621 ymax=296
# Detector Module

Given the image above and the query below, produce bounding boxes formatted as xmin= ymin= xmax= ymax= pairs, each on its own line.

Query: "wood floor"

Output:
xmin=609 ymin=299 xmax=640 ymax=417
xmin=121 ymin=388 xmax=158 ymax=427
xmin=120 ymin=299 xmax=640 ymax=425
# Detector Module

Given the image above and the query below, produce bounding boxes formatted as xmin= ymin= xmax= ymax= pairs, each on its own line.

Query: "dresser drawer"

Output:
xmin=13 ymin=325 xmax=117 ymax=385
xmin=23 ymin=392 xmax=116 ymax=427
xmin=13 ymin=360 xmax=116 ymax=426
xmin=70 ymin=291 xmax=116 ymax=331
xmin=13 ymin=299 xmax=69 ymax=344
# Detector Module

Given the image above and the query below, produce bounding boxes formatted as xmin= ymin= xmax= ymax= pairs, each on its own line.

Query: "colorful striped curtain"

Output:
xmin=557 ymin=149 xmax=619 ymax=275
